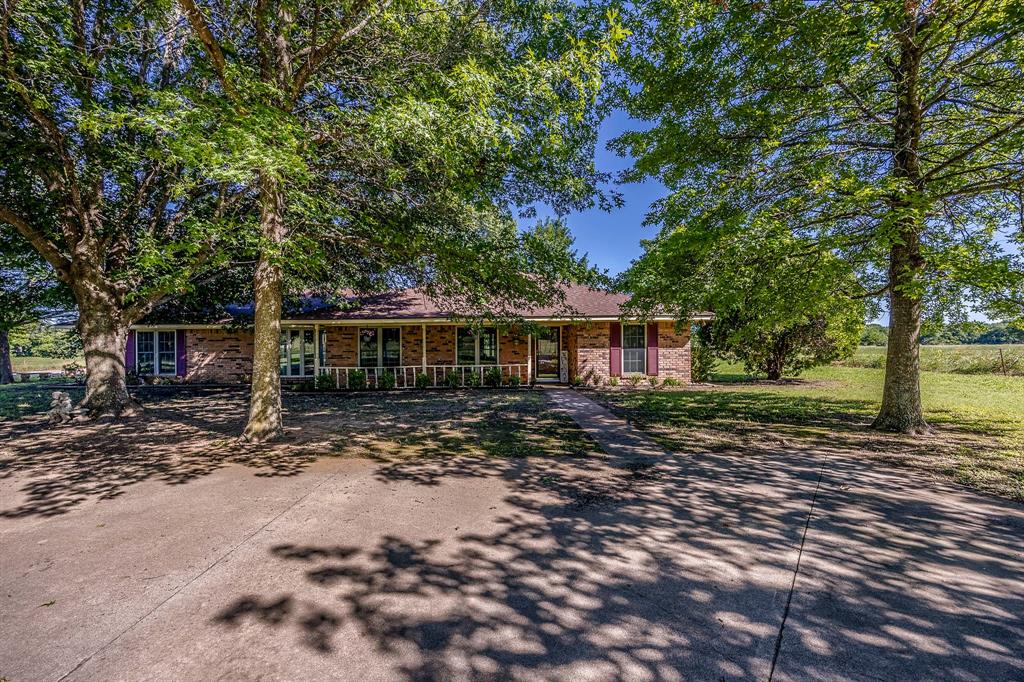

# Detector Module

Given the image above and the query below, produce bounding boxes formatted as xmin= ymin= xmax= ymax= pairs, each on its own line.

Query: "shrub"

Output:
xmin=508 ymin=375 xmax=522 ymax=388
xmin=691 ymin=331 xmax=718 ymax=383
xmin=628 ymin=374 xmax=643 ymax=387
xmin=647 ymin=375 xmax=659 ymax=388
xmin=609 ymin=376 xmax=619 ymax=387
xmin=444 ymin=370 xmax=461 ymax=388
xmin=662 ymin=376 xmax=682 ymax=387
xmin=484 ymin=366 xmax=503 ymax=387
xmin=415 ymin=372 xmax=431 ymax=389
xmin=582 ymin=368 xmax=598 ymax=387
xmin=315 ymin=372 xmax=336 ymax=390
xmin=348 ymin=369 xmax=367 ymax=390
xmin=465 ymin=371 xmax=482 ymax=388
xmin=378 ymin=371 xmax=397 ymax=390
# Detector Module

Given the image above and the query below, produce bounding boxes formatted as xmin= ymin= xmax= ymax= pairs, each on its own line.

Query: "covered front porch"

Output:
xmin=280 ymin=322 xmax=569 ymax=388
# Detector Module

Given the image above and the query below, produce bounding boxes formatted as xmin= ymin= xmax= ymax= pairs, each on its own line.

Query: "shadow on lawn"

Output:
xmin=211 ymin=445 xmax=1024 ymax=680
xmin=0 ymin=387 xmax=597 ymax=518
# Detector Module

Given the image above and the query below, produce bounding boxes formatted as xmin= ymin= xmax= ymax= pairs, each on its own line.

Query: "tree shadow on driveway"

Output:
xmin=211 ymin=447 xmax=1024 ymax=680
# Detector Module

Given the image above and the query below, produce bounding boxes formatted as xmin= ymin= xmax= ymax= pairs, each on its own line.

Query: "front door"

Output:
xmin=535 ymin=327 xmax=560 ymax=381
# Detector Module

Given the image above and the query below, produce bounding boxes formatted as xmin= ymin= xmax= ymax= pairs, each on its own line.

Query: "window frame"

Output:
xmin=135 ymin=330 xmax=178 ymax=376
xmin=358 ymin=326 xmax=402 ymax=369
xmin=621 ymin=323 xmax=647 ymax=375
xmin=455 ymin=327 xmax=499 ymax=366
xmin=280 ymin=328 xmax=315 ymax=377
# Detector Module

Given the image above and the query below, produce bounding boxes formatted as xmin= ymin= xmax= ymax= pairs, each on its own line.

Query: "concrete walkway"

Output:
xmin=541 ymin=387 xmax=667 ymax=464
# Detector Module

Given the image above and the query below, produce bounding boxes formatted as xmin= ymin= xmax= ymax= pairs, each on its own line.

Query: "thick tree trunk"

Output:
xmin=873 ymin=7 xmax=931 ymax=434
xmin=765 ymin=361 xmax=783 ymax=381
xmin=76 ymin=299 xmax=139 ymax=418
xmin=242 ymin=175 xmax=286 ymax=442
xmin=0 ymin=330 xmax=14 ymax=384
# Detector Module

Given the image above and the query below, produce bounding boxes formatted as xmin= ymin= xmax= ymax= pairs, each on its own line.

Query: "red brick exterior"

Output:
xmin=657 ymin=321 xmax=691 ymax=381
xmin=185 ymin=329 xmax=254 ymax=383
xmin=175 ymin=320 xmax=691 ymax=385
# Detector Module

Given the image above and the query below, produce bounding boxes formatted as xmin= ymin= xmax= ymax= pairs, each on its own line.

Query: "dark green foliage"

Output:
xmin=315 ymin=373 xmax=336 ymax=391
xmin=444 ymin=370 xmax=461 ymax=388
xmin=860 ymin=324 xmax=889 ymax=347
xmin=378 ymin=372 xmax=397 ymax=390
xmin=508 ymin=375 xmax=522 ymax=388
xmin=465 ymin=372 xmax=483 ymax=388
xmin=484 ymin=367 xmax=504 ymax=388
xmin=415 ymin=373 xmax=431 ymax=390
xmin=690 ymin=327 xmax=718 ymax=383
xmin=348 ymin=370 xmax=367 ymax=390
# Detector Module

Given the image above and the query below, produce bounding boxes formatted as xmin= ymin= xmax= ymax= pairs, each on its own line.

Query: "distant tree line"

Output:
xmin=860 ymin=322 xmax=1024 ymax=346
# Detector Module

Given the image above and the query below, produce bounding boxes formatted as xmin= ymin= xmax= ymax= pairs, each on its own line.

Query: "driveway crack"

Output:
xmin=768 ymin=455 xmax=828 ymax=681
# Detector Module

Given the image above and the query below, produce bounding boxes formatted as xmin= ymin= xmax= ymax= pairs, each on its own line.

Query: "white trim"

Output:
xmin=420 ymin=323 xmax=427 ymax=371
xmin=280 ymin=328 xmax=316 ymax=378
xmin=534 ymin=326 xmax=561 ymax=380
xmin=135 ymin=329 xmax=178 ymax=376
xmin=357 ymin=325 xmax=403 ymax=369
xmin=621 ymin=323 xmax=647 ymax=375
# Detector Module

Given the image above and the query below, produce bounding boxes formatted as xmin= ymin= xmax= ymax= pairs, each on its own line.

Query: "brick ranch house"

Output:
xmin=126 ymin=285 xmax=711 ymax=387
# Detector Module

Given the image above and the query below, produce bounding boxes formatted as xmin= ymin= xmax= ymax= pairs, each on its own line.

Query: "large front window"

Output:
xmin=136 ymin=331 xmax=176 ymax=375
xmin=280 ymin=329 xmax=314 ymax=377
xmin=622 ymin=324 xmax=646 ymax=374
xmin=457 ymin=327 xmax=498 ymax=365
xmin=359 ymin=327 xmax=401 ymax=368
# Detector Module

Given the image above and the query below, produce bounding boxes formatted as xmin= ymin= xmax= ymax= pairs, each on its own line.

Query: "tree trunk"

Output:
xmin=0 ymin=329 xmax=14 ymax=384
xmin=76 ymin=299 xmax=139 ymax=418
xmin=242 ymin=174 xmax=286 ymax=442
xmin=873 ymin=7 xmax=931 ymax=434
xmin=765 ymin=361 xmax=783 ymax=381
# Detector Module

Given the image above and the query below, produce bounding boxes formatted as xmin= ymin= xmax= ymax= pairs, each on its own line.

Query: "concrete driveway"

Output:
xmin=2 ymin=411 xmax=1023 ymax=680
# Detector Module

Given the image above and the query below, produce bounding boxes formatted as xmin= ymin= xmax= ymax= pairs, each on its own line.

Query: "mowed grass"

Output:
xmin=838 ymin=344 xmax=1024 ymax=376
xmin=10 ymin=355 xmax=84 ymax=373
xmin=595 ymin=364 xmax=1023 ymax=502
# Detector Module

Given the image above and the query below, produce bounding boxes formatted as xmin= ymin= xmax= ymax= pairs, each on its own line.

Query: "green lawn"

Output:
xmin=838 ymin=344 xmax=1024 ymax=376
xmin=596 ymin=365 xmax=1023 ymax=502
xmin=11 ymin=355 xmax=84 ymax=373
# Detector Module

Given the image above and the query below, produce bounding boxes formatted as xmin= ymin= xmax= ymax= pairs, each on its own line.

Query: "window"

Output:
xmin=136 ymin=331 xmax=177 ymax=376
xmin=280 ymin=329 xmax=314 ymax=377
xmin=622 ymin=324 xmax=646 ymax=374
xmin=456 ymin=327 xmax=498 ymax=365
xmin=359 ymin=327 xmax=401 ymax=368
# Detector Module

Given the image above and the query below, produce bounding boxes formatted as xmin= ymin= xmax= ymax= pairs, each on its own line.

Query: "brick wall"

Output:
xmin=499 ymin=331 xmax=528 ymax=365
xmin=657 ymin=321 xmax=691 ymax=382
xmin=400 ymin=325 xmax=423 ymax=366
xmin=575 ymin=322 xmax=611 ymax=383
xmin=185 ymin=329 xmax=254 ymax=383
xmin=323 ymin=327 xmax=358 ymax=366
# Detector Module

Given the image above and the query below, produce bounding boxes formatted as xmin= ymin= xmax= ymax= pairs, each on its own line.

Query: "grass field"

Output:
xmin=11 ymin=355 xmax=84 ymax=373
xmin=838 ymin=344 xmax=1024 ymax=376
xmin=598 ymin=364 xmax=1023 ymax=502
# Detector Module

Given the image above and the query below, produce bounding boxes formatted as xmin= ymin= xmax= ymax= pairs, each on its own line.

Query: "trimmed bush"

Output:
xmin=348 ymin=369 xmax=367 ymax=390
xmin=647 ymin=375 xmax=659 ymax=388
xmin=466 ymin=371 xmax=482 ymax=388
xmin=484 ymin=366 xmax=503 ymax=387
xmin=378 ymin=371 xmax=397 ymax=390
xmin=444 ymin=370 xmax=461 ymax=388
xmin=628 ymin=374 xmax=643 ymax=387
xmin=315 ymin=372 xmax=336 ymax=390
xmin=662 ymin=377 xmax=682 ymax=387
xmin=415 ymin=372 xmax=430 ymax=389
xmin=508 ymin=375 xmax=522 ymax=388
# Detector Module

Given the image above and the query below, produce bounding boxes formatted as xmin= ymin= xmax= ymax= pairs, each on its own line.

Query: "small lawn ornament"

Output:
xmin=47 ymin=391 xmax=74 ymax=426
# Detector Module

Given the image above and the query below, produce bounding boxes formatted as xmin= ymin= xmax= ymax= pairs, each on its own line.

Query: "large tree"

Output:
xmin=1 ymin=0 xmax=244 ymax=416
xmin=613 ymin=0 xmax=1024 ymax=433
xmin=177 ymin=0 xmax=620 ymax=441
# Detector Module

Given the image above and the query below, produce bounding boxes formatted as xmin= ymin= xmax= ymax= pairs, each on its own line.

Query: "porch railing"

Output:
xmin=319 ymin=364 xmax=529 ymax=389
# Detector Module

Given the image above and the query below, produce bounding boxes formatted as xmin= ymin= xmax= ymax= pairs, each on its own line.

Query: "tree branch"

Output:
xmin=0 ymin=206 xmax=72 ymax=281
xmin=177 ymin=0 xmax=238 ymax=100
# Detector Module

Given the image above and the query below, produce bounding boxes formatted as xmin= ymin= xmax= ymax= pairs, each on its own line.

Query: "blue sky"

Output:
xmin=518 ymin=109 xmax=664 ymax=279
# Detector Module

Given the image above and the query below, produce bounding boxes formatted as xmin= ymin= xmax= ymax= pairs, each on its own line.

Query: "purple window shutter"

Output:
xmin=125 ymin=331 xmax=136 ymax=372
xmin=647 ymin=322 xmax=659 ymax=375
xmin=609 ymin=322 xmax=621 ymax=377
xmin=176 ymin=329 xmax=187 ymax=376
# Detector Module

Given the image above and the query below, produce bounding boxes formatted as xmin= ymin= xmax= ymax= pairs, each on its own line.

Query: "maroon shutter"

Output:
xmin=609 ymin=322 xmax=621 ymax=377
xmin=176 ymin=329 xmax=187 ymax=376
xmin=125 ymin=331 xmax=136 ymax=372
xmin=647 ymin=322 xmax=659 ymax=375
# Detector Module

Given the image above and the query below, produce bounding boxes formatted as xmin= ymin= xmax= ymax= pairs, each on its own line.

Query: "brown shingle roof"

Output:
xmin=291 ymin=284 xmax=644 ymax=321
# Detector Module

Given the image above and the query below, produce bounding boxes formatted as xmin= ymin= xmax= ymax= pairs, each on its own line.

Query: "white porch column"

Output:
xmin=421 ymin=323 xmax=427 ymax=371
xmin=314 ymin=323 xmax=321 ymax=375
xmin=527 ymin=332 xmax=532 ymax=381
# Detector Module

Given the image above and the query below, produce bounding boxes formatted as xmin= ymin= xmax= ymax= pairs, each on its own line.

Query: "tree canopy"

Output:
xmin=612 ymin=0 xmax=1024 ymax=432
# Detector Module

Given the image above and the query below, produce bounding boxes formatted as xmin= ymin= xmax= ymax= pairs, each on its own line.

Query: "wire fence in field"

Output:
xmin=838 ymin=345 xmax=1024 ymax=377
